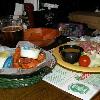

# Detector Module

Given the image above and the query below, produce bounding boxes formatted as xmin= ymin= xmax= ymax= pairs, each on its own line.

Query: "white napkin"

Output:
xmin=14 ymin=3 xmax=24 ymax=18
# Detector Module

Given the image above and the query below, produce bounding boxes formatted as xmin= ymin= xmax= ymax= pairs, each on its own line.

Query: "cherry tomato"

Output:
xmin=79 ymin=55 xmax=91 ymax=67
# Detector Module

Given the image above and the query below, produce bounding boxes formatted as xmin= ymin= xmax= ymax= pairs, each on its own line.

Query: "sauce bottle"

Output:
xmin=24 ymin=3 xmax=35 ymax=28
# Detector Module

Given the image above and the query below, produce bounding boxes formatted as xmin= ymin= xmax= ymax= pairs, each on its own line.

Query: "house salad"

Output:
xmin=67 ymin=35 xmax=100 ymax=67
xmin=76 ymin=37 xmax=100 ymax=67
xmin=67 ymin=36 xmax=100 ymax=67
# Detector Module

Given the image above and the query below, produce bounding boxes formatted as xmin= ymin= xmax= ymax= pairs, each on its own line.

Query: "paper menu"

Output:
xmin=43 ymin=65 xmax=100 ymax=100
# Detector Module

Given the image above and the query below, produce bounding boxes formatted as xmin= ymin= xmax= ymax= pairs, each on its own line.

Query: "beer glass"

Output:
xmin=0 ymin=15 xmax=24 ymax=48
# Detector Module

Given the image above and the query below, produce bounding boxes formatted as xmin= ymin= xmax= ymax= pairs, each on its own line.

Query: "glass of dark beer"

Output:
xmin=0 ymin=15 xmax=24 ymax=48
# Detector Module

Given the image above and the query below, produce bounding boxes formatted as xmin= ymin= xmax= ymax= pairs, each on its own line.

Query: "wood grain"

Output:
xmin=0 ymin=81 xmax=99 ymax=100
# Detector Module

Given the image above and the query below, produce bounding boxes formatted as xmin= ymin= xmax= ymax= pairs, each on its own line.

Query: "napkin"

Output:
xmin=43 ymin=65 xmax=100 ymax=100
xmin=14 ymin=3 xmax=24 ymax=18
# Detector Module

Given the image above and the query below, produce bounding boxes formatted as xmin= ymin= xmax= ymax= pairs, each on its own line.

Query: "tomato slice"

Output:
xmin=79 ymin=55 xmax=91 ymax=67
xmin=37 ymin=52 xmax=45 ymax=62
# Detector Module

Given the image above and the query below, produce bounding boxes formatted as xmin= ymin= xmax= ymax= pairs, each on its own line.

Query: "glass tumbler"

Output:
xmin=0 ymin=15 xmax=24 ymax=48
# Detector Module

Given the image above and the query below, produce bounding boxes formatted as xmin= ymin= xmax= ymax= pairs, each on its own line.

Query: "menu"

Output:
xmin=43 ymin=64 xmax=100 ymax=100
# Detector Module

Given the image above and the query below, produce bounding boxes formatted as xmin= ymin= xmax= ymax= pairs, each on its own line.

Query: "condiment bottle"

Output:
xmin=24 ymin=3 xmax=34 ymax=28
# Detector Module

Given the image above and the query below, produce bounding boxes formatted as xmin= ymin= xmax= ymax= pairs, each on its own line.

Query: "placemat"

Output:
xmin=0 ymin=67 xmax=52 ymax=88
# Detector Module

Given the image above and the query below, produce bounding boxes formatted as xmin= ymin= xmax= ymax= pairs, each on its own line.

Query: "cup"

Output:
xmin=0 ymin=15 xmax=24 ymax=48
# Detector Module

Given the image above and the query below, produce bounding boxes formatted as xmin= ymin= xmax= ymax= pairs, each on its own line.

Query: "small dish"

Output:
xmin=59 ymin=45 xmax=84 ymax=64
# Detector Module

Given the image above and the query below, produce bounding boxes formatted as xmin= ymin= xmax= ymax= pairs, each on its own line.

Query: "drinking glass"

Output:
xmin=0 ymin=15 xmax=24 ymax=48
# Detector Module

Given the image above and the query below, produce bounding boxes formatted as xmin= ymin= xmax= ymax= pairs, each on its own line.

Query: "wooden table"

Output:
xmin=0 ymin=80 xmax=99 ymax=100
xmin=68 ymin=11 xmax=100 ymax=31
xmin=0 ymin=32 xmax=99 ymax=100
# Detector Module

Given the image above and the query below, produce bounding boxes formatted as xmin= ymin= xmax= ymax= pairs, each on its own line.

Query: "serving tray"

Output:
xmin=53 ymin=44 xmax=100 ymax=73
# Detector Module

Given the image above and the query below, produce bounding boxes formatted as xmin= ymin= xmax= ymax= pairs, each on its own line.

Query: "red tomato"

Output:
xmin=79 ymin=55 xmax=91 ymax=67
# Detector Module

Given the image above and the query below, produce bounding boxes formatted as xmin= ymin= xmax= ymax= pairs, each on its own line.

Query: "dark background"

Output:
xmin=0 ymin=0 xmax=24 ymax=17
xmin=40 ymin=0 xmax=100 ymax=11
xmin=0 ymin=0 xmax=100 ymax=24
xmin=40 ymin=0 xmax=100 ymax=21
xmin=0 ymin=0 xmax=100 ymax=17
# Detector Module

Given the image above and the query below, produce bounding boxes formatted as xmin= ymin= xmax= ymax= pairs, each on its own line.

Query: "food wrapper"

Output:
xmin=0 ymin=41 xmax=56 ymax=76
xmin=0 ymin=51 xmax=13 ymax=69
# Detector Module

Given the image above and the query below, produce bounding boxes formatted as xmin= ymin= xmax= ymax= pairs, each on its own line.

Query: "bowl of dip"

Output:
xmin=59 ymin=45 xmax=84 ymax=64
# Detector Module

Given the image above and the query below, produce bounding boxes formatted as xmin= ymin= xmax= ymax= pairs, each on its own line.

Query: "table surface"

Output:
xmin=0 ymin=80 xmax=99 ymax=100
xmin=0 ymin=34 xmax=99 ymax=100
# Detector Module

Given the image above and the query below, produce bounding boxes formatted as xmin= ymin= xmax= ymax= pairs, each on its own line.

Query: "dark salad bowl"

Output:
xmin=59 ymin=45 xmax=84 ymax=64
